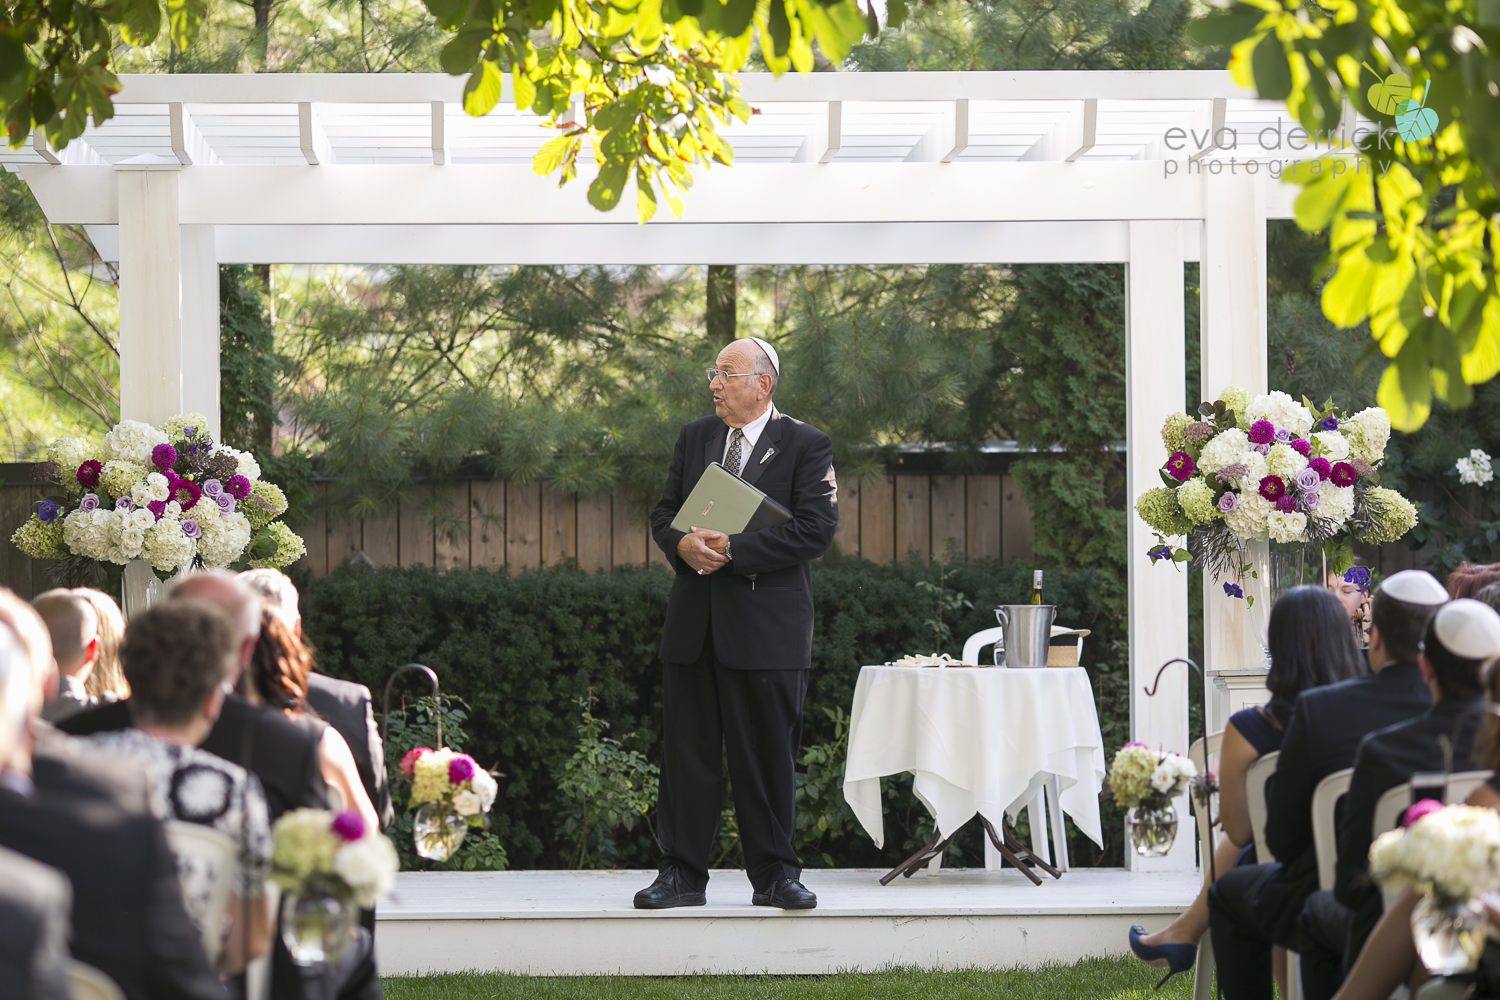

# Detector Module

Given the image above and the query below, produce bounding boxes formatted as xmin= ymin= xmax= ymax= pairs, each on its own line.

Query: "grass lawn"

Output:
xmin=381 ymin=955 xmax=1199 ymax=999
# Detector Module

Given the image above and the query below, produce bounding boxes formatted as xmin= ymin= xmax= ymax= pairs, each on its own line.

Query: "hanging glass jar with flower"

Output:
xmin=401 ymin=747 xmax=498 ymax=862
xmin=270 ymin=809 xmax=399 ymax=966
xmin=1108 ymin=743 xmax=1197 ymax=857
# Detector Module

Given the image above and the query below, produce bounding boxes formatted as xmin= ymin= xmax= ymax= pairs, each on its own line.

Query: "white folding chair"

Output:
xmin=163 ymin=820 xmax=239 ymax=970
xmin=65 ymin=960 xmax=125 ymax=1000
xmin=1244 ymin=750 xmax=1280 ymax=865
xmin=245 ymin=881 xmax=280 ymax=1000
xmin=1188 ymin=732 xmax=1225 ymax=1000
xmin=962 ymin=624 xmax=1086 ymax=870
xmin=1311 ymin=768 xmax=1354 ymax=893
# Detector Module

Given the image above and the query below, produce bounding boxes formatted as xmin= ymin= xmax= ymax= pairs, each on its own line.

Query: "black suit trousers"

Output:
xmin=1208 ymin=862 xmax=1285 ymax=1000
xmin=656 ymin=645 xmax=808 ymax=892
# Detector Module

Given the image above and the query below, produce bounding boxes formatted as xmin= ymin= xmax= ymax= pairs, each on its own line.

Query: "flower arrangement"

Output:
xmin=10 ymin=414 xmax=304 ymax=573
xmin=1136 ymin=386 xmax=1417 ymax=600
xmin=1369 ymin=802 xmax=1500 ymax=907
xmin=270 ymin=808 xmax=399 ymax=909
xmin=1108 ymin=742 xmax=1198 ymax=811
xmin=400 ymin=746 xmax=498 ymax=826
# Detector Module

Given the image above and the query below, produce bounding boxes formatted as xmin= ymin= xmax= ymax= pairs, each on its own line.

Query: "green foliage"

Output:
xmin=301 ymin=557 xmax=1131 ymax=870
xmin=793 ymin=706 xmax=856 ymax=868
xmin=1193 ymin=0 xmax=1500 ymax=432
xmin=384 ymin=694 xmax=511 ymax=871
xmin=217 ymin=265 xmax=277 ymax=454
xmin=554 ymin=689 xmax=659 ymax=868
xmin=914 ymin=552 xmax=972 ymax=650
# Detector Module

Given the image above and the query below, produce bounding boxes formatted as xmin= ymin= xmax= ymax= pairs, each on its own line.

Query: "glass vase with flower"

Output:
xmin=1108 ymin=743 xmax=1198 ymax=857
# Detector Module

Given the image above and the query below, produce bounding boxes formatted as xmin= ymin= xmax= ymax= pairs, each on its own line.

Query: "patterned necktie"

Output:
xmin=726 ymin=428 xmax=744 ymax=477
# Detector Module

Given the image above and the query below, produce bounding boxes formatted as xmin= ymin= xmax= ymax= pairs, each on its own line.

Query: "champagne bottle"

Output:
xmin=1029 ymin=569 xmax=1044 ymax=605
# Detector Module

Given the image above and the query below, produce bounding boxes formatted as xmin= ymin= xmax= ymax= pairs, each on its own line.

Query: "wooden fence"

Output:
xmin=0 ymin=472 xmax=1036 ymax=596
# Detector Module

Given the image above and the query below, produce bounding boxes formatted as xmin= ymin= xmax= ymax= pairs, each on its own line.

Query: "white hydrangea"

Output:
xmin=1266 ymin=442 xmax=1309 ymax=482
xmin=1225 ymin=492 xmax=1272 ymax=539
xmin=1245 ymin=391 xmax=1314 ymax=437
xmin=197 ymin=510 xmax=252 ymax=567
xmin=1344 ymin=407 xmax=1392 ymax=465
xmin=143 ymin=517 xmax=195 ymax=572
xmin=1312 ymin=482 xmax=1356 ymax=529
xmin=104 ymin=419 xmax=168 ymax=465
xmin=333 ymin=832 xmax=399 ymax=909
xmin=217 ymin=446 xmax=262 ymax=482
xmin=1200 ymin=428 xmax=1251 ymax=478
xmin=62 ymin=509 xmax=113 ymax=562
xmin=1456 ymin=449 xmax=1493 ymax=487
xmin=99 ymin=460 xmax=146 ymax=500
xmin=1148 ymin=752 xmax=1197 ymax=796
xmin=1312 ymin=431 xmax=1350 ymax=461
xmin=1267 ymin=510 xmax=1309 ymax=544
xmin=1371 ymin=805 xmax=1500 ymax=903
xmin=1237 ymin=451 xmax=1270 ymax=493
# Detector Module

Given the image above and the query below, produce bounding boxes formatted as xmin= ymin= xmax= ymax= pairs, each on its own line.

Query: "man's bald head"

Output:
xmin=32 ymin=590 xmax=98 ymax=677
xmin=166 ymin=570 xmax=261 ymax=673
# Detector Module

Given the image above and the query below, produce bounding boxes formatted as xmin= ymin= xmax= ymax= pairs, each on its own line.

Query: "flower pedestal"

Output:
xmin=281 ymin=888 xmax=358 ymax=966
xmin=412 ymin=803 xmax=467 ymax=861
xmin=1125 ymin=803 xmax=1179 ymax=857
xmin=1411 ymin=895 xmax=1487 ymax=975
xmin=120 ymin=559 xmax=162 ymax=619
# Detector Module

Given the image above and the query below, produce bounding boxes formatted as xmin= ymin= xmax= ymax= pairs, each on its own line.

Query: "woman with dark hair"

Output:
xmin=1130 ymin=585 xmax=1367 ymax=987
xmin=245 ymin=607 xmax=380 ymax=834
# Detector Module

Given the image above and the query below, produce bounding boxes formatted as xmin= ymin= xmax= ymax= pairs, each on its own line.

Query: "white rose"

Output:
xmin=452 ymin=789 xmax=482 ymax=817
xmin=145 ymin=472 xmax=170 ymax=502
xmin=470 ymin=768 xmax=498 ymax=812
xmin=1267 ymin=511 xmax=1308 ymax=544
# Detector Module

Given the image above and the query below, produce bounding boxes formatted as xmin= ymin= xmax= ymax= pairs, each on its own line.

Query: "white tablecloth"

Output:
xmin=841 ymin=665 xmax=1106 ymax=849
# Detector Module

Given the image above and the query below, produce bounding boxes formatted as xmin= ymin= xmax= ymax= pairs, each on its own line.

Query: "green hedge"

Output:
xmin=300 ymin=556 xmax=1132 ymax=870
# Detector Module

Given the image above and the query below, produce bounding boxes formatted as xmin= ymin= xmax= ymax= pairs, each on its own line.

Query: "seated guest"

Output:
xmin=0 ymin=589 xmax=225 ymax=1000
xmin=1207 ymin=569 xmax=1449 ymax=1000
xmin=60 ymin=571 xmax=328 ymax=821
xmin=82 ymin=600 xmax=273 ymax=977
xmin=1446 ymin=562 xmax=1500 ymax=600
xmin=1129 ymin=586 xmax=1367 ymax=984
xmin=76 ymin=588 xmax=129 ymax=703
xmin=33 ymin=589 xmax=98 ymax=722
xmin=240 ymin=569 xmax=392 ymax=831
xmin=1298 ymin=598 xmax=1498 ymax=1000
xmin=0 ymin=622 xmax=71 ymax=1000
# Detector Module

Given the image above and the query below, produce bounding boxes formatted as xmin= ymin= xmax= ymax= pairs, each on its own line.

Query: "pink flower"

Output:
xmin=331 ymin=810 xmax=365 ymax=842
xmin=1275 ymin=495 xmax=1297 ymax=513
xmin=1248 ymin=420 xmax=1276 ymax=445
xmin=152 ymin=443 xmax=178 ymax=470
xmin=225 ymin=475 xmax=252 ymax=500
xmin=76 ymin=460 xmax=102 ymax=487
xmin=1402 ymin=799 xmax=1444 ymax=829
xmin=400 ymin=747 xmax=430 ymax=777
xmin=1330 ymin=462 xmax=1357 ymax=488
xmin=448 ymin=755 xmax=476 ymax=785
xmin=147 ymin=500 xmax=166 ymax=519
xmin=1166 ymin=451 xmax=1195 ymax=482
xmin=169 ymin=477 xmax=201 ymax=510
xmin=1308 ymin=457 xmax=1332 ymax=480
xmin=1289 ymin=438 xmax=1311 ymax=457
xmin=1258 ymin=475 xmax=1286 ymax=502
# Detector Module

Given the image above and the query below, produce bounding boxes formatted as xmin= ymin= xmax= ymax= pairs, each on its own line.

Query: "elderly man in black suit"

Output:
xmin=0 ymin=589 xmax=225 ymax=1000
xmin=1207 ymin=569 xmax=1449 ymax=1000
xmin=0 ymin=621 xmax=70 ymax=1000
xmin=637 ymin=336 xmax=838 ymax=911
xmin=1295 ymin=598 xmax=1500 ymax=1000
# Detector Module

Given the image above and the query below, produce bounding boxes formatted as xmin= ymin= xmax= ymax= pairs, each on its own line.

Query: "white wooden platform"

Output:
xmin=374 ymin=867 xmax=1201 ymax=976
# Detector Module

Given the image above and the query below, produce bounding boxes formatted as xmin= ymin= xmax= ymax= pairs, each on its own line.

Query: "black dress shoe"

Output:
xmin=751 ymin=877 xmax=817 ymax=910
xmin=633 ymin=868 xmax=707 ymax=909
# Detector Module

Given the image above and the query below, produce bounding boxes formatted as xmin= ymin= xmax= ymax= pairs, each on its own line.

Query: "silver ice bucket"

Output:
xmin=994 ymin=604 xmax=1057 ymax=668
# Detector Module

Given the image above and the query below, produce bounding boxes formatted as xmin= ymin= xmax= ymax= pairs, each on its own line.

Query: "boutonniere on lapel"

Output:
xmin=760 ymin=448 xmax=776 ymax=465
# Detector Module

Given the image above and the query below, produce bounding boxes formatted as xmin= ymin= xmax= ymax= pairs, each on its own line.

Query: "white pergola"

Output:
xmin=8 ymin=70 xmax=1363 ymax=864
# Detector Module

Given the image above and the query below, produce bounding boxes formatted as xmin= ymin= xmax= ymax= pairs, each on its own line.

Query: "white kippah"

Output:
xmin=1377 ymin=569 xmax=1448 ymax=606
xmin=743 ymin=337 xmax=780 ymax=376
xmin=1432 ymin=598 xmax=1500 ymax=660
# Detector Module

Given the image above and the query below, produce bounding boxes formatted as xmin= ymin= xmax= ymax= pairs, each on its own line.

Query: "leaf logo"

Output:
xmin=1395 ymin=89 xmax=1440 ymax=141
xmin=1362 ymin=62 xmax=1412 ymax=116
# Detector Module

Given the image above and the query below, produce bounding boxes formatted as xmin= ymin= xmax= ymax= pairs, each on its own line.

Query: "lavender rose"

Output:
xmin=1217 ymin=491 xmax=1240 ymax=513
xmin=202 ymin=478 xmax=224 ymax=498
xmin=1294 ymin=468 xmax=1321 ymax=493
xmin=180 ymin=519 xmax=202 ymax=539
xmin=115 ymin=497 xmax=134 ymax=512
xmin=77 ymin=493 xmax=100 ymax=513
xmin=215 ymin=492 xmax=235 ymax=513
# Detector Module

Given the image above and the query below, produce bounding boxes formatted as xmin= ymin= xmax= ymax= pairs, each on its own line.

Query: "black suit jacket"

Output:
xmin=306 ymin=672 xmax=393 ymax=831
xmin=1334 ymin=695 xmax=1484 ymax=932
xmin=59 ymin=692 xmax=327 ymax=820
xmin=0 ymin=844 xmax=71 ymax=1000
xmin=0 ymin=754 xmax=225 ymax=1000
xmin=651 ymin=406 xmax=838 ymax=670
xmin=1265 ymin=661 xmax=1431 ymax=872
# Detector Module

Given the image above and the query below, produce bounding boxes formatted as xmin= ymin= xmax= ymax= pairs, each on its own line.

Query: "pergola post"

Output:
xmin=1124 ymin=219 xmax=1194 ymax=869
xmin=117 ymin=164 xmax=221 ymax=438
xmin=1199 ymin=172 xmax=1270 ymax=732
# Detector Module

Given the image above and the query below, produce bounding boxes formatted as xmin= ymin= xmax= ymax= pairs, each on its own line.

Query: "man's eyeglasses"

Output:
xmin=706 ymin=369 xmax=763 ymax=384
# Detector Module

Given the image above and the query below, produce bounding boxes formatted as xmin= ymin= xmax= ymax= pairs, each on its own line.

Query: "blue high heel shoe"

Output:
xmin=1128 ymin=924 xmax=1198 ymax=991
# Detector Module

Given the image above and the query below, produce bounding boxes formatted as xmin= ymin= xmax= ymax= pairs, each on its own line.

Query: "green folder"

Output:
xmin=670 ymin=461 xmax=792 ymax=535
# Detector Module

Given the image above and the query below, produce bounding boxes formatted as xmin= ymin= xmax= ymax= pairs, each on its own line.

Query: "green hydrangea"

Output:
xmin=243 ymin=481 xmax=287 ymax=530
xmin=249 ymin=522 xmax=307 ymax=570
xmin=99 ymin=460 xmax=146 ymax=500
xmin=1109 ymin=744 xmax=1157 ymax=807
xmin=11 ymin=518 xmax=68 ymax=560
xmin=1135 ymin=486 xmax=1192 ymax=537
xmin=163 ymin=413 xmax=210 ymax=441
xmin=1218 ymin=384 xmax=1250 ymax=425
xmin=1161 ymin=412 xmax=1193 ymax=454
xmin=269 ymin=809 xmax=340 ymax=889
xmin=1177 ymin=478 xmax=1221 ymax=525
xmin=1360 ymin=487 xmax=1418 ymax=544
